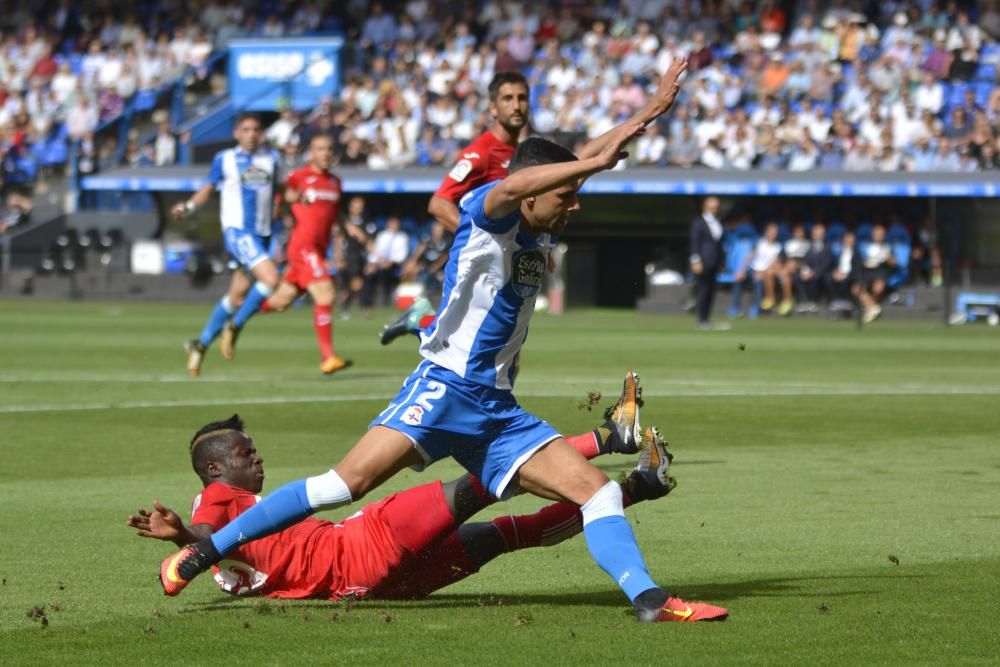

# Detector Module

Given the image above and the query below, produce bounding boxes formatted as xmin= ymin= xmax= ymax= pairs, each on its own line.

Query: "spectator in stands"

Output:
xmin=857 ymin=223 xmax=895 ymax=323
xmin=65 ymin=94 xmax=99 ymax=140
xmin=401 ymin=220 xmax=452 ymax=302
xmin=794 ymin=223 xmax=833 ymax=312
xmin=830 ymin=230 xmax=858 ymax=305
xmin=266 ymin=107 xmax=301 ymax=150
xmin=747 ymin=222 xmax=793 ymax=316
xmin=689 ymin=196 xmax=726 ymax=330
xmin=911 ymin=216 xmax=944 ymax=287
xmin=152 ymin=116 xmax=177 ymax=166
xmin=338 ymin=195 xmax=374 ymax=319
xmin=634 ymin=121 xmax=667 ymax=165
xmin=363 ymin=215 xmax=410 ymax=313
xmin=667 ymin=123 xmax=699 ymax=167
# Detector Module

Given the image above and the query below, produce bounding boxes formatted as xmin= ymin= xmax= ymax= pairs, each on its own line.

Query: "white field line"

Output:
xmin=1 ymin=386 xmax=999 ymax=414
xmin=1 ymin=373 xmax=999 ymax=395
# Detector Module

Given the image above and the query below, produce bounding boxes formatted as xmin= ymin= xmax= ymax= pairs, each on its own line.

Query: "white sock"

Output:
xmin=305 ymin=469 xmax=352 ymax=509
xmin=580 ymin=481 xmax=624 ymax=526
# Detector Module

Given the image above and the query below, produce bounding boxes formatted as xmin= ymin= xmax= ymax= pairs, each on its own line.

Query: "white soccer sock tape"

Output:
xmin=305 ymin=469 xmax=352 ymax=509
xmin=580 ymin=481 xmax=625 ymax=527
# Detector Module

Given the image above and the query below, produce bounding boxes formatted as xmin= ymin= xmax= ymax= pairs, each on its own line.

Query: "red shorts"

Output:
xmin=335 ymin=481 xmax=455 ymax=598
xmin=282 ymin=245 xmax=331 ymax=290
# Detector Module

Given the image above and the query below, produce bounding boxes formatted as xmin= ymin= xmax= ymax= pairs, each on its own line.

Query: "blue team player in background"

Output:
xmin=159 ymin=59 xmax=729 ymax=623
xmin=172 ymin=112 xmax=285 ymax=377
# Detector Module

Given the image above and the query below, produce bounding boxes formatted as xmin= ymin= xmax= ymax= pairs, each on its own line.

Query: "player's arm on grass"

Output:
xmin=484 ymin=123 xmax=644 ymax=219
xmin=575 ymin=58 xmax=688 ymax=162
xmin=127 ymin=500 xmax=213 ymax=547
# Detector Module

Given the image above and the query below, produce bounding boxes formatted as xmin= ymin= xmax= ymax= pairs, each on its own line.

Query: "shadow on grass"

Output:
xmin=180 ymin=571 xmax=926 ymax=613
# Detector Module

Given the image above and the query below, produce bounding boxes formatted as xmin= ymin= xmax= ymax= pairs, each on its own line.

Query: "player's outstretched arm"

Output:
xmin=576 ymin=58 xmax=688 ymax=161
xmin=127 ymin=500 xmax=213 ymax=547
xmin=170 ymin=183 xmax=216 ymax=219
xmin=484 ymin=123 xmax=644 ymax=219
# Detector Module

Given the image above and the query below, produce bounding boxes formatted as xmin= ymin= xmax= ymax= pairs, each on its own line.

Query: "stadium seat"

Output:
xmin=716 ymin=223 xmax=756 ymax=285
xmin=975 ymin=82 xmax=993 ymax=108
xmin=886 ymin=223 xmax=911 ymax=245
xmin=887 ymin=242 xmax=911 ymax=289
xmin=974 ymin=63 xmax=997 ymax=82
xmin=947 ymin=82 xmax=968 ymax=109
xmin=827 ymin=223 xmax=846 ymax=256
xmin=855 ymin=224 xmax=873 ymax=244
xmin=133 ymin=89 xmax=158 ymax=112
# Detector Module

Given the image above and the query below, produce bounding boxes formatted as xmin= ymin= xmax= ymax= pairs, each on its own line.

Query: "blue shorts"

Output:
xmin=223 ymin=228 xmax=271 ymax=271
xmin=371 ymin=360 xmax=561 ymax=500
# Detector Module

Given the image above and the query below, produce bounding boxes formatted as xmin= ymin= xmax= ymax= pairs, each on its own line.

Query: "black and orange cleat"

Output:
xmin=602 ymin=371 xmax=644 ymax=454
xmin=159 ymin=544 xmax=213 ymax=596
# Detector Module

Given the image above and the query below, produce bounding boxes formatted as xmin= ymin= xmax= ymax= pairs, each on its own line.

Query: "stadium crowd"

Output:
xmin=288 ymin=0 xmax=1000 ymax=173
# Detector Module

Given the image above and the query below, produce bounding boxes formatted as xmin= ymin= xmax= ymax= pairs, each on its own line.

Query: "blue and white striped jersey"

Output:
xmin=419 ymin=181 xmax=555 ymax=391
xmin=208 ymin=147 xmax=282 ymax=236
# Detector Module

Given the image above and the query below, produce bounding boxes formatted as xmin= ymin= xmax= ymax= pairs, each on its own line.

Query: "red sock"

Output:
xmin=566 ymin=432 xmax=601 ymax=459
xmin=419 ymin=314 xmax=435 ymax=328
xmin=259 ymin=300 xmax=272 ymax=314
xmin=468 ymin=475 xmax=497 ymax=507
xmin=491 ymin=503 xmax=582 ymax=551
xmin=313 ymin=304 xmax=333 ymax=360
xmin=377 ymin=532 xmax=480 ymax=599
xmin=490 ymin=486 xmax=634 ymax=552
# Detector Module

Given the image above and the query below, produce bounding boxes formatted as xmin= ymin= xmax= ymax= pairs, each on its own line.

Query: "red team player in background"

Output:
xmin=225 ymin=134 xmax=351 ymax=375
xmin=380 ymin=71 xmax=530 ymax=345
xmin=130 ymin=405 xmax=679 ymax=604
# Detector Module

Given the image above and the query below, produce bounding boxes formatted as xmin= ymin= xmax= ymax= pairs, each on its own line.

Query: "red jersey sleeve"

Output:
xmin=285 ymin=168 xmax=304 ymax=193
xmin=190 ymin=483 xmax=238 ymax=531
xmin=434 ymin=151 xmax=489 ymax=203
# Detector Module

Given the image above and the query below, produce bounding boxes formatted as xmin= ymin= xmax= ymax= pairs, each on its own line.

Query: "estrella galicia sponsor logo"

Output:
xmin=510 ymin=248 xmax=545 ymax=298
xmin=241 ymin=165 xmax=271 ymax=189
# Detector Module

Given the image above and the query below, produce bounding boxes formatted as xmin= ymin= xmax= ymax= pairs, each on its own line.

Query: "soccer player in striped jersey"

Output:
xmin=158 ymin=59 xmax=728 ymax=622
xmin=174 ymin=113 xmax=285 ymax=377
xmin=135 ymin=412 xmax=679 ymax=603
xmin=217 ymin=134 xmax=351 ymax=375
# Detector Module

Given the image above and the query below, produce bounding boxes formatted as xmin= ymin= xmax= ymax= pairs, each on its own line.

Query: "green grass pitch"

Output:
xmin=1 ymin=300 xmax=998 ymax=665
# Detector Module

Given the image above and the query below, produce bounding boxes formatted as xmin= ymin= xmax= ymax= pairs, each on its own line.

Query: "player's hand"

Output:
xmin=127 ymin=500 xmax=184 ymax=541
xmin=170 ymin=202 xmax=188 ymax=219
xmin=692 ymin=260 xmax=704 ymax=275
xmin=596 ymin=122 xmax=643 ymax=170
xmin=650 ymin=57 xmax=689 ymax=116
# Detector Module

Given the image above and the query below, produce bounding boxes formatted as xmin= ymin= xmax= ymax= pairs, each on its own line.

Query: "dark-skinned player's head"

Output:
xmin=190 ymin=414 xmax=265 ymax=493
xmin=509 ymin=137 xmax=580 ymax=235
xmin=487 ymin=71 xmax=529 ymax=136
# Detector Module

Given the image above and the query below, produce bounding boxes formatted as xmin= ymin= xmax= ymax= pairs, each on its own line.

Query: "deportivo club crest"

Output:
xmin=510 ymin=248 xmax=545 ymax=299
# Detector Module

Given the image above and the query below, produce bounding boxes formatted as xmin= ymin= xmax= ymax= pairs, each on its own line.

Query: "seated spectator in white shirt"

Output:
xmin=666 ymin=124 xmax=700 ymax=167
xmin=856 ymin=224 xmax=896 ymax=322
xmin=914 ymin=72 xmax=943 ymax=115
xmin=634 ymin=122 xmax=668 ymax=166
xmin=745 ymin=222 xmax=794 ymax=314
xmin=787 ymin=138 xmax=820 ymax=171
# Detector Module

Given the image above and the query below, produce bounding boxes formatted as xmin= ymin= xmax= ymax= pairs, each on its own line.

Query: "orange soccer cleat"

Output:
xmin=653 ymin=596 xmax=730 ymax=623
xmin=159 ymin=544 xmax=207 ymax=596
xmin=320 ymin=355 xmax=353 ymax=375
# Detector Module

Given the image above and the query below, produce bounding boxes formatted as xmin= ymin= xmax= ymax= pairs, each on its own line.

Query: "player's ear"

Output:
xmin=205 ymin=460 xmax=224 ymax=479
xmin=524 ymin=196 xmax=535 ymax=211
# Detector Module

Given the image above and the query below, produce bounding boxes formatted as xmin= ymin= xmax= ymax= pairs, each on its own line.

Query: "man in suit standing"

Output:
xmin=689 ymin=196 xmax=727 ymax=329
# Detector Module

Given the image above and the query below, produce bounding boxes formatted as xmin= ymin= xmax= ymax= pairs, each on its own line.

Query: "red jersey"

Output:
xmin=434 ymin=130 xmax=515 ymax=204
xmin=286 ymin=166 xmax=342 ymax=250
xmin=189 ymin=481 xmax=454 ymax=600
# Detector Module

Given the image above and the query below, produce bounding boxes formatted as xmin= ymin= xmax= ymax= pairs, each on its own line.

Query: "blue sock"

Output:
xmin=210 ymin=479 xmax=313 ymax=555
xmin=583 ymin=515 xmax=658 ymax=602
xmin=198 ymin=296 xmax=234 ymax=347
xmin=231 ymin=281 xmax=272 ymax=328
